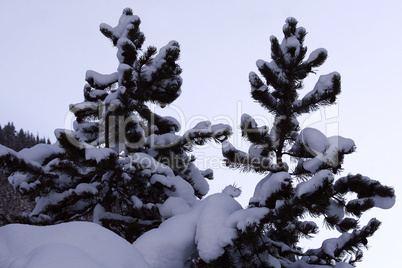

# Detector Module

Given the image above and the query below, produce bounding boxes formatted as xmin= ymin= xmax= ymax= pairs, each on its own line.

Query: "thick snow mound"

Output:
xmin=134 ymin=191 xmax=244 ymax=267
xmin=17 ymin=143 xmax=64 ymax=165
xmin=0 ymin=222 xmax=149 ymax=268
xmin=250 ymin=171 xmax=292 ymax=206
xmin=0 ymin=191 xmax=268 ymax=268
xmin=296 ymin=127 xmax=328 ymax=155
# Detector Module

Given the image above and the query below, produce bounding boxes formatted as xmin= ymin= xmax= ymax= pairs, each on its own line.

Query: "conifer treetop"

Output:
xmin=224 ymin=17 xmax=342 ymax=173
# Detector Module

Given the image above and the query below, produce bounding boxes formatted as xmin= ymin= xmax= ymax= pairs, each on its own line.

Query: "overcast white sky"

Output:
xmin=1 ymin=0 xmax=401 ymax=266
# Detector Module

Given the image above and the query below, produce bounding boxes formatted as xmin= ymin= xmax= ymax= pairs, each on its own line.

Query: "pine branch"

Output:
xmin=181 ymin=121 xmax=232 ymax=151
xmin=222 ymin=142 xmax=284 ymax=173
xmin=251 ymin=89 xmax=279 ymax=114
xmin=240 ymin=114 xmax=272 ymax=147
xmin=293 ymin=72 xmax=341 ymax=115
xmin=249 ymin=71 xmax=279 ymax=113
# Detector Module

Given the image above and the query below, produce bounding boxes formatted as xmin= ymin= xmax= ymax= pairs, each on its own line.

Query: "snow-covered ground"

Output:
xmin=0 ymin=187 xmax=267 ymax=268
xmin=0 ymin=221 xmax=149 ymax=268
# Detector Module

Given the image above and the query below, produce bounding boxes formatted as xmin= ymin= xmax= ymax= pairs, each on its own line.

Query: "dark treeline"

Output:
xmin=0 ymin=122 xmax=50 ymax=151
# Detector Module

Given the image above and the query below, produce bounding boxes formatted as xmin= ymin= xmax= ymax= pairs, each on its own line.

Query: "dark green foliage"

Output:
xmin=0 ymin=122 xmax=49 ymax=151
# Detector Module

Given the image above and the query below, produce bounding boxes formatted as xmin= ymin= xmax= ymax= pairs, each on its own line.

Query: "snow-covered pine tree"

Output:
xmin=0 ymin=8 xmax=230 ymax=242
xmin=210 ymin=17 xmax=396 ymax=267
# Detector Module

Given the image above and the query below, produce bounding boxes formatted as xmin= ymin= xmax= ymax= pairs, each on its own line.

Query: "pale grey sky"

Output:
xmin=1 ymin=1 xmax=401 ymax=266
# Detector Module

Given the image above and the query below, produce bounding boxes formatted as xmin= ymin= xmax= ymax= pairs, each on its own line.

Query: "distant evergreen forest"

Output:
xmin=0 ymin=122 xmax=50 ymax=151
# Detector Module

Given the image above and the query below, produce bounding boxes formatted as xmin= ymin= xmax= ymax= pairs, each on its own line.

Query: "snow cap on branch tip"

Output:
xmin=241 ymin=113 xmax=257 ymax=129
xmin=256 ymin=59 xmax=266 ymax=69
xmin=295 ymin=170 xmax=334 ymax=198
xmin=100 ymin=8 xmax=141 ymax=45
xmin=285 ymin=17 xmax=298 ymax=24
xmin=295 ymin=127 xmax=328 ymax=155
xmin=123 ymin=7 xmax=133 ymax=15
xmin=250 ymin=171 xmax=292 ymax=206
xmin=283 ymin=17 xmax=298 ymax=35
xmin=222 ymin=185 xmax=242 ymax=198
xmin=221 ymin=140 xmax=235 ymax=154
xmin=305 ymin=48 xmax=328 ymax=65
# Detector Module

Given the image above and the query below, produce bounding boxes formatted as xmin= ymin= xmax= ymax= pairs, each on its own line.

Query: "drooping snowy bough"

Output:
xmin=0 ymin=8 xmax=231 ymax=243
